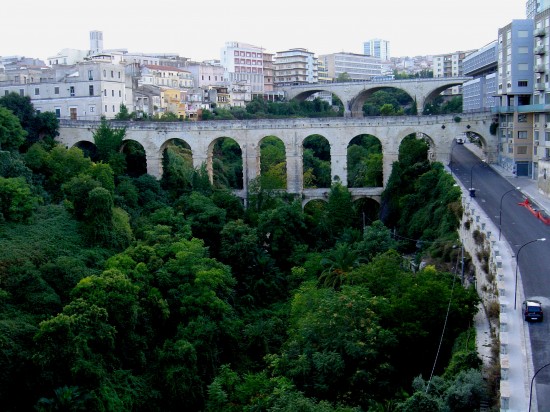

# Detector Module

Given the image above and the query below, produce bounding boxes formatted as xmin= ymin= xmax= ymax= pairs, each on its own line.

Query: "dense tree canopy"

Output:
xmin=0 ymin=97 xmax=490 ymax=411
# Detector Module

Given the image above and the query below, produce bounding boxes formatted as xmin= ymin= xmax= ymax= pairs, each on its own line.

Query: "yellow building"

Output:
xmin=161 ymin=88 xmax=186 ymax=119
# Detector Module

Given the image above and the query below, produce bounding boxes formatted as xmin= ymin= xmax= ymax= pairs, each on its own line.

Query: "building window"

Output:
xmin=518 ymin=30 xmax=528 ymax=37
xmin=546 ymin=132 xmax=550 ymax=141
xmin=518 ymin=131 xmax=528 ymax=139
xmin=89 ymin=106 xmax=95 ymax=113
xmin=518 ymin=80 xmax=528 ymax=87
xmin=34 ymin=88 xmax=39 ymax=96
xmin=118 ymin=72 xmax=121 ymax=78
xmin=112 ymin=105 xmax=115 ymax=112
xmin=518 ymin=46 xmax=529 ymax=54
xmin=88 ymin=70 xmax=93 ymax=80
xmin=54 ymin=87 xmax=59 ymax=95
xmin=4 ymin=91 xmax=7 ymax=96
xmin=517 ymin=146 xmax=527 ymax=154
xmin=55 ymin=108 xmax=61 ymax=118
xmin=518 ymin=114 xmax=527 ymax=122
xmin=112 ymin=90 xmax=114 ymax=97
xmin=104 ymin=89 xmax=107 ymax=96
xmin=89 ymin=85 xmax=94 ymax=96
xmin=535 ymin=130 xmax=540 ymax=141
xmin=111 ymin=71 xmax=114 ymax=78
xmin=19 ymin=89 xmax=24 ymax=96
xmin=70 ymin=86 xmax=75 ymax=97
xmin=518 ymin=63 xmax=528 ymax=71
xmin=105 ymin=105 xmax=108 ymax=112
xmin=103 ymin=70 xmax=106 ymax=76
xmin=119 ymin=90 xmax=121 ymax=97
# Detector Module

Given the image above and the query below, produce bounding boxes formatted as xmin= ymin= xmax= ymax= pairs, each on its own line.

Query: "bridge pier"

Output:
xmin=146 ymin=154 xmax=163 ymax=179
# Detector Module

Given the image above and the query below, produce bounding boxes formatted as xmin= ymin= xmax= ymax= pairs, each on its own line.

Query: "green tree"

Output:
xmin=0 ymin=176 xmax=39 ymax=221
xmin=270 ymin=281 xmax=397 ymax=407
xmin=0 ymin=106 xmax=27 ymax=151
xmin=336 ymin=72 xmax=352 ymax=82
xmin=93 ymin=119 xmax=126 ymax=175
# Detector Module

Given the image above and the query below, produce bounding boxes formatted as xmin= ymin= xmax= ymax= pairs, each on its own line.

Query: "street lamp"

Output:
xmin=469 ymin=160 xmax=486 ymax=197
xmin=529 ymin=362 xmax=550 ymax=411
xmin=514 ymin=238 xmax=546 ymax=309
xmin=498 ymin=186 xmax=521 ymax=241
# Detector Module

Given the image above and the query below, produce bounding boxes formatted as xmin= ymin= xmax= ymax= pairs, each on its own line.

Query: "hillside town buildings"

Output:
xmin=5 ymin=2 xmax=550 ymax=198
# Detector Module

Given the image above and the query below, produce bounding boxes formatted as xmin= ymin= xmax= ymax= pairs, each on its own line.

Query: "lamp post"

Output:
xmin=469 ymin=160 xmax=486 ymax=197
xmin=514 ymin=238 xmax=546 ymax=309
xmin=529 ymin=362 xmax=550 ymax=411
xmin=499 ymin=186 xmax=521 ymax=241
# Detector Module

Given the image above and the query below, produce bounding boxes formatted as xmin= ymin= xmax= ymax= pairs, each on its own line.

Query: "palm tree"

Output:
xmin=318 ymin=243 xmax=363 ymax=289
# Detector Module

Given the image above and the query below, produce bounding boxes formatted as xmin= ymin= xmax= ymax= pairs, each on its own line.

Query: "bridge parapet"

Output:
xmin=59 ymin=112 xmax=491 ymax=132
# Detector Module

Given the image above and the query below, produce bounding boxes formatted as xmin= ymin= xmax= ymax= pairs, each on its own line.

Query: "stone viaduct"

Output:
xmin=278 ymin=77 xmax=473 ymax=118
xmin=57 ymin=112 xmax=495 ymax=205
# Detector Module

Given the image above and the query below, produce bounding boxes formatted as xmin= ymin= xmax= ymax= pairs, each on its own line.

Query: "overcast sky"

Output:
xmin=3 ymin=0 xmax=526 ymax=62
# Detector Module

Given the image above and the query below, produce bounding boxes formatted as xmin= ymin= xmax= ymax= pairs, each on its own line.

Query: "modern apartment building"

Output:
xmin=221 ymin=42 xmax=265 ymax=95
xmin=0 ymin=61 xmax=131 ymax=120
xmin=433 ymin=50 xmax=476 ymax=95
xmin=532 ymin=8 xmax=550 ymax=185
xmin=273 ymin=48 xmax=318 ymax=86
xmin=319 ymin=52 xmax=381 ymax=81
xmin=494 ymin=19 xmax=535 ymax=177
xmin=363 ymin=39 xmax=390 ymax=61
xmin=462 ymin=41 xmax=498 ymax=112
xmin=527 ymin=0 xmax=550 ymax=18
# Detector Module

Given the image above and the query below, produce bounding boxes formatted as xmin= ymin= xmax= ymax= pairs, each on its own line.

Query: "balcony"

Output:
xmin=535 ymin=45 xmax=546 ymax=55
xmin=535 ymin=64 xmax=546 ymax=73
xmin=536 ymin=82 xmax=546 ymax=91
xmin=535 ymin=27 xmax=546 ymax=37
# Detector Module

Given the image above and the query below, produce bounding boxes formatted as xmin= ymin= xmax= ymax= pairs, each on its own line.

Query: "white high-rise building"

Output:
xmin=220 ymin=41 xmax=265 ymax=94
xmin=273 ymin=48 xmax=318 ymax=86
xmin=363 ymin=39 xmax=390 ymax=61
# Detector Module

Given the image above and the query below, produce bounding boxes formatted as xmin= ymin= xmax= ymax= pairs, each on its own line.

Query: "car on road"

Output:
xmin=523 ymin=299 xmax=544 ymax=322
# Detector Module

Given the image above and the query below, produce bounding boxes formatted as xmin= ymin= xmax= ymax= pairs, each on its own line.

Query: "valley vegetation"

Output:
xmin=0 ymin=92 xmax=488 ymax=411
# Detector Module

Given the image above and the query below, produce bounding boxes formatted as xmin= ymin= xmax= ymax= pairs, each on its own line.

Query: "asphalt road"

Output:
xmin=450 ymin=144 xmax=550 ymax=410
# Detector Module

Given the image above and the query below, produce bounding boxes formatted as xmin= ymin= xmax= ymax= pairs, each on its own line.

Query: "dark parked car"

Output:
xmin=523 ymin=300 xmax=544 ymax=322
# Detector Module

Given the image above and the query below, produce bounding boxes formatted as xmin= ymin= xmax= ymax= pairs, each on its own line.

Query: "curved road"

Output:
xmin=450 ymin=144 xmax=550 ymax=410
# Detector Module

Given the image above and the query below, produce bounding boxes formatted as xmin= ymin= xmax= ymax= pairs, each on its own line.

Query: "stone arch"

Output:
xmin=303 ymin=197 xmax=327 ymax=213
xmin=258 ymin=135 xmax=287 ymax=190
xmin=207 ymin=136 xmax=244 ymax=190
xmin=121 ymin=139 xmax=147 ymax=177
xmin=73 ymin=140 xmax=98 ymax=161
xmin=347 ymin=134 xmax=383 ymax=188
xmin=159 ymin=138 xmax=194 ymax=184
xmin=352 ymin=197 xmax=381 ymax=228
xmin=349 ymin=86 xmax=415 ymax=116
xmin=291 ymin=89 xmax=346 ymax=109
xmin=422 ymin=83 xmax=465 ymax=114
xmin=396 ymin=132 xmax=434 ymax=164
xmin=302 ymin=134 xmax=331 ymax=189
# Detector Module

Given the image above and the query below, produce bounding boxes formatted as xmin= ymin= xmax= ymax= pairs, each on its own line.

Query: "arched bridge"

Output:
xmin=278 ymin=77 xmax=472 ymax=117
xmin=58 ymin=112 xmax=494 ymax=204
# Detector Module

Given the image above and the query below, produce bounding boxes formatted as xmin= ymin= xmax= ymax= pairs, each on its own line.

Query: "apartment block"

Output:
xmin=319 ymin=52 xmax=381 ymax=82
xmin=462 ymin=41 xmax=498 ymax=112
xmin=221 ymin=42 xmax=264 ymax=95
xmin=493 ymin=19 xmax=534 ymax=177
xmin=363 ymin=39 xmax=390 ymax=61
xmin=273 ymin=48 xmax=318 ymax=86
